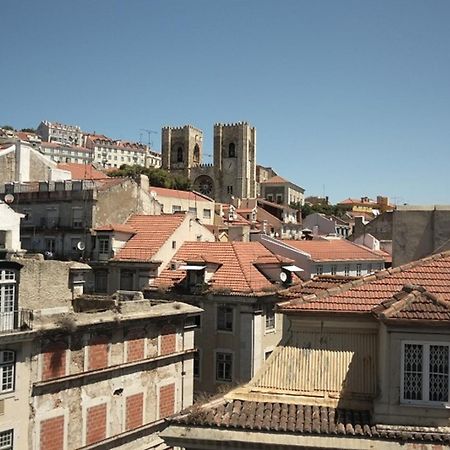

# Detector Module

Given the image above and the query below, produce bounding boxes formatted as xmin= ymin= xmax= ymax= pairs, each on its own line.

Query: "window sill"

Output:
xmin=400 ymin=400 xmax=450 ymax=409
xmin=264 ymin=328 xmax=276 ymax=335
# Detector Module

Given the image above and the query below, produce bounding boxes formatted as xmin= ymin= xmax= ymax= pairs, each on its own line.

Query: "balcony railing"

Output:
xmin=0 ymin=309 xmax=33 ymax=334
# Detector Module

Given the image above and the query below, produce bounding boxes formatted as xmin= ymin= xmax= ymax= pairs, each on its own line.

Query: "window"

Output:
xmin=264 ymin=304 xmax=275 ymax=331
xmin=98 ymin=237 xmax=109 ymax=255
xmin=188 ymin=207 xmax=197 ymax=215
xmin=172 ymin=240 xmax=176 ymax=249
xmin=0 ymin=429 xmax=13 ymax=450
xmin=193 ymin=144 xmax=200 ymax=163
xmin=203 ymin=209 xmax=211 ymax=219
xmin=217 ymin=305 xmax=233 ymax=332
xmin=331 ymin=265 xmax=337 ymax=275
xmin=402 ymin=342 xmax=449 ymax=404
xmin=367 ymin=264 xmax=372 ymax=273
xmin=267 ymin=194 xmax=274 ymax=202
xmin=0 ymin=350 xmax=15 ymax=393
xmin=216 ymin=352 xmax=232 ymax=382
xmin=356 ymin=264 xmax=362 ymax=276
xmin=172 ymin=205 xmax=181 ymax=213
xmin=193 ymin=350 xmax=200 ymax=378
xmin=316 ymin=265 xmax=323 ymax=275
xmin=177 ymin=147 xmax=183 ymax=162
xmin=344 ymin=264 xmax=350 ymax=276
xmin=45 ymin=238 xmax=56 ymax=253
xmin=228 ymin=142 xmax=236 ymax=158
xmin=276 ymin=194 xmax=283 ymax=204
xmin=0 ymin=270 xmax=16 ymax=331
xmin=226 ymin=186 xmax=233 ymax=195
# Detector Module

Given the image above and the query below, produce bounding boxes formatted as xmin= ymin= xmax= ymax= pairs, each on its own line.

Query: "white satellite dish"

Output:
xmin=279 ymin=271 xmax=288 ymax=283
xmin=4 ymin=194 xmax=14 ymax=204
xmin=76 ymin=241 xmax=86 ymax=251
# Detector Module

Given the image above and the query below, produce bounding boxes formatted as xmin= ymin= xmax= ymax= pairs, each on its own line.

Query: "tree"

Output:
xmin=109 ymin=164 xmax=191 ymax=191
xmin=1 ymin=125 xmax=14 ymax=131
xmin=20 ymin=127 xmax=37 ymax=133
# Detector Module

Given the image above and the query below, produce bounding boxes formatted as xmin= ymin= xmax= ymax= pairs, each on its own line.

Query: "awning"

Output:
xmin=282 ymin=265 xmax=303 ymax=272
xmin=179 ymin=265 xmax=206 ymax=271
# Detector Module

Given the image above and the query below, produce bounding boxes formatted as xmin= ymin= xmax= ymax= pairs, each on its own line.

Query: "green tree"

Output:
xmin=109 ymin=164 xmax=191 ymax=191
xmin=1 ymin=125 xmax=14 ymax=131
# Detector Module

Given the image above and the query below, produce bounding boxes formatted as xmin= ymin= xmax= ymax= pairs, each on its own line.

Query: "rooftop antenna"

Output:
xmin=140 ymin=129 xmax=158 ymax=148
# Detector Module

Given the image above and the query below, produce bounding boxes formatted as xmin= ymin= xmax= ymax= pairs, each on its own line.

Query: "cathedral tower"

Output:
xmin=213 ymin=122 xmax=256 ymax=201
xmin=161 ymin=125 xmax=203 ymax=178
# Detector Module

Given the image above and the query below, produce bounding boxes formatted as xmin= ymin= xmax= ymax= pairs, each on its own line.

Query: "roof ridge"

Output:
xmin=231 ymin=242 xmax=254 ymax=292
xmin=281 ymin=250 xmax=450 ymax=308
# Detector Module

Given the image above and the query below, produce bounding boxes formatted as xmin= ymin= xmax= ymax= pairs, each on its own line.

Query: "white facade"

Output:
xmin=37 ymin=120 xmax=83 ymax=147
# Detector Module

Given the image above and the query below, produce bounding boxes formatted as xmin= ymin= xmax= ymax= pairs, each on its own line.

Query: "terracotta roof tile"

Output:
xmin=114 ymin=214 xmax=186 ymax=261
xmin=175 ymin=399 xmax=450 ymax=444
xmin=149 ymin=186 xmax=213 ymax=202
xmin=283 ymin=239 xmax=385 ymax=262
xmin=280 ymin=251 xmax=450 ymax=316
xmin=154 ymin=241 xmax=280 ymax=294
xmin=57 ymin=163 xmax=106 ymax=180
xmin=280 ymin=275 xmax=358 ymax=298
xmin=260 ymin=175 xmax=288 ymax=184
xmin=94 ymin=224 xmax=136 ymax=234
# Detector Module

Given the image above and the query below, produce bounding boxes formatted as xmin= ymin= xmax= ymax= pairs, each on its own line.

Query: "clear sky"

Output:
xmin=2 ymin=0 xmax=450 ymax=204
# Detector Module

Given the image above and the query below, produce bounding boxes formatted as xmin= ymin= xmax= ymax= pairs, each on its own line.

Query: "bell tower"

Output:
xmin=161 ymin=125 xmax=203 ymax=177
xmin=214 ymin=121 xmax=256 ymax=202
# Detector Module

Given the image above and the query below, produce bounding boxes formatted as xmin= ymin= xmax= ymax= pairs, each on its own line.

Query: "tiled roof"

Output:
xmin=175 ymin=400 xmax=450 ymax=444
xmin=57 ymin=163 xmax=106 ymax=180
xmin=280 ymin=251 xmax=450 ymax=315
xmin=283 ymin=239 xmax=385 ymax=262
xmin=154 ymin=241 xmax=281 ymax=294
xmin=260 ymin=175 xmax=288 ymax=184
xmin=149 ymin=186 xmax=213 ymax=202
xmin=94 ymin=224 xmax=136 ymax=234
xmin=114 ymin=214 xmax=186 ymax=261
xmin=373 ymin=284 xmax=450 ymax=322
xmin=280 ymin=275 xmax=358 ymax=298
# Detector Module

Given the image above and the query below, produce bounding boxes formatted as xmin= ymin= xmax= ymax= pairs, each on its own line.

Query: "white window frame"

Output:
xmin=264 ymin=304 xmax=276 ymax=332
xmin=316 ymin=265 xmax=323 ymax=275
xmin=401 ymin=341 xmax=450 ymax=406
xmin=356 ymin=264 xmax=362 ymax=276
xmin=344 ymin=264 xmax=350 ymax=276
xmin=330 ymin=265 xmax=337 ymax=275
xmin=0 ymin=429 xmax=13 ymax=450
xmin=98 ymin=237 xmax=110 ymax=255
xmin=0 ymin=350 xmax=15 ymax=394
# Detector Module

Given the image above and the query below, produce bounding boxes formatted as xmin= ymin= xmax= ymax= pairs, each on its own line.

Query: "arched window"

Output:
xmin=228 ymin=143 xmax=236 ymax=158
xmin=0 ymin=350 xmax=15 ymax=392
xmin=193 ymin=144 xmax=200 ymax=163
xmin=177 ymin=147 xmax=183 ymax=162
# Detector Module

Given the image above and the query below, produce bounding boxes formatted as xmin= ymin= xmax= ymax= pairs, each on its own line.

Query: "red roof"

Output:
xmin=155 ymin=241 xmax=281 ymax=294
xmin=283 ymin=239 xmax=385 ymax=262
xmin=280 ymin=251 xmax=450 ymax=316
xmin=58 ymin=163 xmax=106 ymax=180
xmin=261 ymin=175 xmax=288 ymax=184
xmin=94 ymin=224 xmax=136 ymax=234
xmin=149 ymin=186 xmax=213 ymax=202
xmin=114 ymin=214 xmax=186 ymax=261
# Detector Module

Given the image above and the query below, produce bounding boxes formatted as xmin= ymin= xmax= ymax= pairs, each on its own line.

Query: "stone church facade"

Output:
xmin=161 ymin=122 xmax=256 ymax=203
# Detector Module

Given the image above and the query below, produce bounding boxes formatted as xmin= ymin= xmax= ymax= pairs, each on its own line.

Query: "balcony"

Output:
xmin=0 ymin=309 xmax=33 ymax=334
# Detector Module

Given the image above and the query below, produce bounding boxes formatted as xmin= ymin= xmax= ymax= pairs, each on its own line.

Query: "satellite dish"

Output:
xmin=4 ymin=194 xmax=14 ymax=204
xmin=279 ymin=271 xmax=288 ymax=283
xmin=76 ymin=241 xmax=86 ymax=251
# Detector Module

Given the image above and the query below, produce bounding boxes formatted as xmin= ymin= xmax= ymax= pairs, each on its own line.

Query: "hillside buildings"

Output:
xmin=162 ymin=251 xmax=450 ymax=449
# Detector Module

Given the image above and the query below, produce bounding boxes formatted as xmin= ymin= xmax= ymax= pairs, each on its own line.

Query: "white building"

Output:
xmin=37 ymin=120 xmax=83 ymax=146
xmin=85 ymin=134 xmax=161 ymax=169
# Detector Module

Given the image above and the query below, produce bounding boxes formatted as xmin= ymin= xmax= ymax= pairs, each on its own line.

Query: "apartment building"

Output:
xmin=37 ymin=120 xmax=83 ymax=147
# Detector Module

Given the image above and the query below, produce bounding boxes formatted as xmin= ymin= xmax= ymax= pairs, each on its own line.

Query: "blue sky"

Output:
xmin=2 ymin=0 xmax=450 ymax=204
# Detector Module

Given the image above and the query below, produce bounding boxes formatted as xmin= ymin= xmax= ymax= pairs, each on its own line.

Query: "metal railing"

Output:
xmin=0 ymin=309 xmax=33 ymax=334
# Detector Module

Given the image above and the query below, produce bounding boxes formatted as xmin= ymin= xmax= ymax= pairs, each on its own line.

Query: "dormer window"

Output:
xmin=179 ymin=265 xmax=206 ymax=289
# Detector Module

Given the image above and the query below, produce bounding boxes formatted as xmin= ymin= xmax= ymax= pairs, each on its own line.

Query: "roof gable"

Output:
xmin=280 ymin=251 xmax=450 ymax=317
